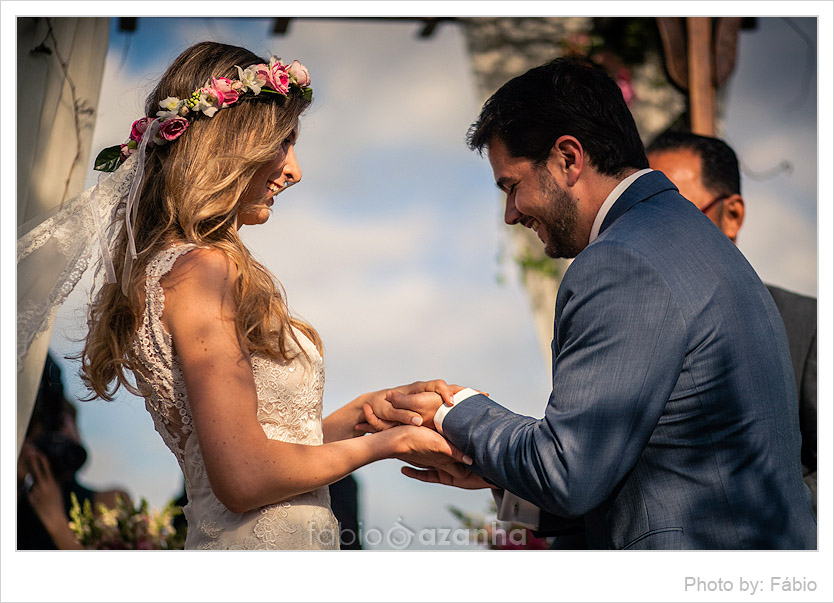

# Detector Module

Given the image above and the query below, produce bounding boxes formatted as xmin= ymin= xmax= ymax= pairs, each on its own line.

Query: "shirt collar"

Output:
xmin=588 ymin=168 xmax=654 ymax=245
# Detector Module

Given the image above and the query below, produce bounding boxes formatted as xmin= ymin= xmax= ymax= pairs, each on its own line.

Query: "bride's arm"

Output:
xmin=163 ymin=248 xmax=468 ymax=514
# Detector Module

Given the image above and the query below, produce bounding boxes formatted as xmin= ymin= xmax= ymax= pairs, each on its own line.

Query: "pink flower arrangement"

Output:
xmin=68 ymin=492 xmax=184 ymax=550
xmin=615 ymin=67 xmax=635 ymax=106
xmin=288 ymin=60 xmax=311 ymax=87
xmin=158 ymin=116 xmax=189 ymax=141
xmin=95 ymin=56 xmax=312 ymax=172
xmin=256 ymin=59 xmax=290 ymax=96
xmin=211 ymin=76 xmax=240 ymax=107
xmin=129 ymin=116 xmax=154 ymax=143
xmin=448 ymin=504 xmax=554 ymax=550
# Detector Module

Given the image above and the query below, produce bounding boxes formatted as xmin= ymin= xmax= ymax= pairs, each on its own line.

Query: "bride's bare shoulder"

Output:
xmin=160 ymin=246 xmax=240 ymax=315
xmin=163 ymin=246 xmax=237 ymax=284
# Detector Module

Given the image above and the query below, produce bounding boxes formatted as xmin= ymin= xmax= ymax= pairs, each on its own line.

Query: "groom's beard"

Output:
xmin=536 ymin=167 xmax=582 ymax=259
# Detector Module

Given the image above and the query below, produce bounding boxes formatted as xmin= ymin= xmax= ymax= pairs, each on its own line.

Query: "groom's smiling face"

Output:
xmin=488 ymin=137 xmax=583 ymax=259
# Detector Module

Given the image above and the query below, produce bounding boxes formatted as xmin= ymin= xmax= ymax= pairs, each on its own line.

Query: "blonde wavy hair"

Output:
xmin=79 ymin=41 xmax=321 ymax=401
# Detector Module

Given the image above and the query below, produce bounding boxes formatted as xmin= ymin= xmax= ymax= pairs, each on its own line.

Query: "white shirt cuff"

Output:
xmin=493 ymin=490 xmax=541 ymax=530
xmin=433 ymin=387 xmax=480 ymax=434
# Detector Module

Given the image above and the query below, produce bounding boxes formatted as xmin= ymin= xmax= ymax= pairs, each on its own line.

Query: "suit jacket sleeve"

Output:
xmin=442 ymin=241 xmax=687 ymax=518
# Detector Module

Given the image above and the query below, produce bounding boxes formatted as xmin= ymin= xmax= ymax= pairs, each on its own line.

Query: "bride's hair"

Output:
xmin=80 ymin=41 xmax=321 ymax=401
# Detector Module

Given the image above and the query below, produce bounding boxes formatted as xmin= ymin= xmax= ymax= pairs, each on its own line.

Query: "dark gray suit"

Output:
xmin=443 ymin=171 xmax=816 ymax=549
xmin=767 ymin=285 xmax=817 ymax=513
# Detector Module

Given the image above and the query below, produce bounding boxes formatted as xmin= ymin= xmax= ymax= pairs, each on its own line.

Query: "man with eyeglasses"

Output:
xmin=647 ymin=131 xmax=817 ymax=514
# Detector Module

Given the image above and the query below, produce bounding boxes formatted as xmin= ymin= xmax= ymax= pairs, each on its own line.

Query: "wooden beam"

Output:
xmin=686 ymin=17 xmax=715 ymax=136
xmin=656 ymin=17 xmax=687 ymax=89
xmin=714 ymin=17 xmax=744 ymax=86
xmin=272 ymin=18 xmax=291 ymax=35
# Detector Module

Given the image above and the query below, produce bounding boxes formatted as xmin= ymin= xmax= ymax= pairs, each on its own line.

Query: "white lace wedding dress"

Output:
xmin=130 ymin=243 xmax=340 ymax=549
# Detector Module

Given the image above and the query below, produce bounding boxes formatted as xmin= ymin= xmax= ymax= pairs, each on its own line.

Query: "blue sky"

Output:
xmin=5 ymin=6 xmax=832 ymax=602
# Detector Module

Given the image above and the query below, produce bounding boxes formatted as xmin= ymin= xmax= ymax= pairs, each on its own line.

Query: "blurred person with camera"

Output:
xmin=17 ymin=354 xmax=130 ymax=550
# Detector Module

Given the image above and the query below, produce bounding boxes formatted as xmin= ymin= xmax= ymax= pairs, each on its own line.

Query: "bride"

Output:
xmin=66 ymin=41 xmax=469 ymax=549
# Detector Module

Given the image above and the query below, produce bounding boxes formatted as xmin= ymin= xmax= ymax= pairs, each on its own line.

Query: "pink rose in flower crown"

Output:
xmin=257 ymin=60 xmax=290 ymax=95
xmin=211 ymin=77 xmax=240 ymax=107
xmin=129 ymin=116 xmax=155 ymax=143
xmin=288 ymin=60 xmax=311 ymax=88
xmin=158 ymin=116 xmax=189 ymax=141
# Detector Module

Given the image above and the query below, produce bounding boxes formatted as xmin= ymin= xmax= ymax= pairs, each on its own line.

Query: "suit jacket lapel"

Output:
xmin=598 ymin=170 xmax=678 ymax=237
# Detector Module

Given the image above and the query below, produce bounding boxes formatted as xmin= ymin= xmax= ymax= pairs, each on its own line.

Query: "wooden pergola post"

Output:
xmin=686 ymin=17 xmax=715 ymax=136
xmin=656 ymin=16 xmax=744 ymax=136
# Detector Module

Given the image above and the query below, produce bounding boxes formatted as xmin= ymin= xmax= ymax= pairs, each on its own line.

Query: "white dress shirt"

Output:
xmin=588 ymin=168 xmax=653 ymax=245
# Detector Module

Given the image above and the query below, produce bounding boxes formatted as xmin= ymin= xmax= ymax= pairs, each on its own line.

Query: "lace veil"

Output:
xmin=16 ymin=153 xmax=139 ymax=370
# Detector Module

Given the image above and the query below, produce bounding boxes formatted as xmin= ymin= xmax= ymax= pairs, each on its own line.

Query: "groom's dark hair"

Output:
xmin=467 ymin=55 xmax=648 ymax=177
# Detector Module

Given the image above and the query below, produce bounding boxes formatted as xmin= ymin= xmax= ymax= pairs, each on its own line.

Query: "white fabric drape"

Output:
xmin=17 ymin=17 xmax=109 ymax=454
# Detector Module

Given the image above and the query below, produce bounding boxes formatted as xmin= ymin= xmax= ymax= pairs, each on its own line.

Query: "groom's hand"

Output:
xmin=385 ymin=383 xmax=489 ymax=430
xmin=401 ymin=465 xmax=497 ymax=490
xmin=356 ymin=380 xmax=465 ymax=432
xmin=392 ymin=379 xmax=464 ymax=407
xmin=385 ymin=391 xmax=447 ymax=430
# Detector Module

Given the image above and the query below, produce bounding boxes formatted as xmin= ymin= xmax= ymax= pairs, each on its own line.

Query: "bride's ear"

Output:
xmin=548 ymin=136 xmax=584 ymax=187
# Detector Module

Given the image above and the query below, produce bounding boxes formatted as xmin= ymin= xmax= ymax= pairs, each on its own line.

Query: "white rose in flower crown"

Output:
xmin=195 ymin=87 xmax=220 ymax=117
xmin=149 ymin=120 xmax=167 ymax=145
xmin=157 ymin=96 xmax=184 ymax=120
xmin=159 ymin=96 xmax=181 ymax=112
xmin=236 ymin=64 xmax=267 ymax=95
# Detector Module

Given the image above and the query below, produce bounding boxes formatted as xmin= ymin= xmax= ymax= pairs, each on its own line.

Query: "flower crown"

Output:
xmin=94 ymin=56 xmax=312 ymax=172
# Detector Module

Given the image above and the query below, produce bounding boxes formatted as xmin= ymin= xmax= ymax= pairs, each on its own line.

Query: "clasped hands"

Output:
xmin=358 ymin=380 xmax=494 ymax=490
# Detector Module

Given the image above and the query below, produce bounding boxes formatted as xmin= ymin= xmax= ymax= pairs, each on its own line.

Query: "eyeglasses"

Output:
xmin=699 ymin=194 xmax=728 ymax=215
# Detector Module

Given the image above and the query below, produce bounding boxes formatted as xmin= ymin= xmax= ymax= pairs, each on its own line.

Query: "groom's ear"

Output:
xmin=548 ymin=136 xmax=584 ymax=187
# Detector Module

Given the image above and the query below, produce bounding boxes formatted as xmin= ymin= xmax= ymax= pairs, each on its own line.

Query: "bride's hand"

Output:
xmin=384 ymin=381 xmax=488 ymax=429
xmin=356 ymin=380 xmax=457 ymax=432
xmin=386 ymin=425 xmax=472 ymax=476
xmin=358 ymin=391 xmax=444 ymax=433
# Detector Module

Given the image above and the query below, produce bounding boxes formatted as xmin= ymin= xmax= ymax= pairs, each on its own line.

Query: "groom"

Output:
xmin=372 ymin=57 xmax=816 ymax=549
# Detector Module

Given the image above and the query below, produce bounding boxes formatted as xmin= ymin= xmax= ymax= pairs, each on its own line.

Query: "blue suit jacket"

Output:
xmin=443 ymin=171 xmax=816 ymax=549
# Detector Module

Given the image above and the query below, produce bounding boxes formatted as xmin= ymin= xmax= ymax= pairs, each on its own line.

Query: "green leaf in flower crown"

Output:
xmin=301 ymin=87 xmax=313 ymax=102
xmin=94 ymin=145 xmax=124 ymax=172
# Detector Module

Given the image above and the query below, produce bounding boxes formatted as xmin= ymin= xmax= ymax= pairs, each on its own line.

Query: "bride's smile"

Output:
xmin=237 ymin=138 xmax=302 ymax=228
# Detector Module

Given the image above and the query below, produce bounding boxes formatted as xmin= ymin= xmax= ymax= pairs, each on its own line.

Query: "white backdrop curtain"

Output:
xmin=17 ymin=17 xmax=109 ymax=454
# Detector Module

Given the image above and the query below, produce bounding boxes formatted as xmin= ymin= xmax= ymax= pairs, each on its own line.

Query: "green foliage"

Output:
xmin=93 ymin=145 xmax=123 ymax=172
xmin=516 ymin=249 xmax=562 ymax=280
xmin=590 ymin=17 xmax=663 ymax=67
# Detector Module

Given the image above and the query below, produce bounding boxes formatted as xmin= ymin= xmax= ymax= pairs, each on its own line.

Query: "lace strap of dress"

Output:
xmin=136 ymin=243 xmax=203 ymax=462
xmin=144 ymin=243 xmax=201 ymax=320
xmin=147 ymin=242 xmax=202 ymax=279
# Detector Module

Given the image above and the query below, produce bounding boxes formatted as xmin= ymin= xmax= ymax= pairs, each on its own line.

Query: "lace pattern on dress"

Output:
xmin=132 ymin=243 xmax=338 ymax=550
